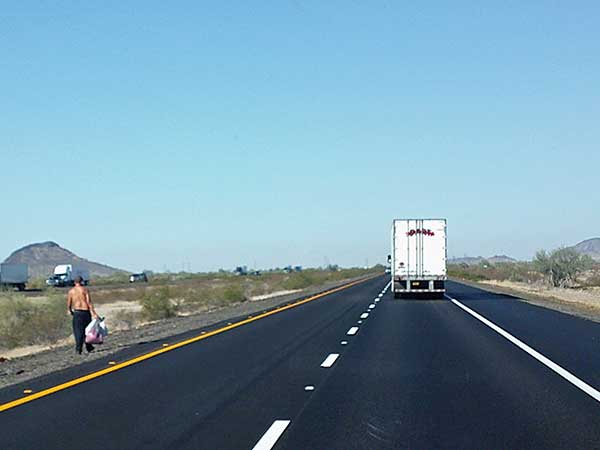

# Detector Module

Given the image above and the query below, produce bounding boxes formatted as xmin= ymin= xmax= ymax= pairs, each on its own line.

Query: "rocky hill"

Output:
xmin=573 ymin=238 xmax=600 ymax=261
xmin=2 ymin=241 xmax=124 ymax=279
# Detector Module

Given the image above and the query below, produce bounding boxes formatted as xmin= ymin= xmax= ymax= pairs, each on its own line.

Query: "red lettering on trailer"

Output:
xmin=406 ymin=229 xmax=435 ymax=237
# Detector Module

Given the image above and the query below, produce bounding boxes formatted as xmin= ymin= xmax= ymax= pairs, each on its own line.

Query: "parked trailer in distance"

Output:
xmin=0 ymin=263 xmax=29 ymax=291
xmin=391 ymin=219 xmax=447 ymax=299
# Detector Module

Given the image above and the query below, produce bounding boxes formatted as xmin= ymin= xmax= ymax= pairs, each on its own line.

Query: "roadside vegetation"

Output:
xmin=0 ymin=267 xmax=380 ymax=352
xmin=449 ymin=247 xmax=596 ymax=288
xmin=0 ymin=292 xmax=71 ymax=350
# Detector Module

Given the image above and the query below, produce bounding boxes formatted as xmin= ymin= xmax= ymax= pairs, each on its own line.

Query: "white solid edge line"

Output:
xmin=446 ymin=294 xmax=600 ymax=403
xmin=347 ymin=326 xmax=359 ymax=335
xmin=252 ymin=420 xmax=291 ymax=450
xmin=320 ymin=353 xmax=340 ymax=368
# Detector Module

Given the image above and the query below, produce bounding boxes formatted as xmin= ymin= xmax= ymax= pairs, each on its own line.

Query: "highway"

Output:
xmin=1 ymin=276 xmax=599 ymax=449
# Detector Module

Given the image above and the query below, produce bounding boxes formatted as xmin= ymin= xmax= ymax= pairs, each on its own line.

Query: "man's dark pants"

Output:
xmin=72 ymin=310 xmax=94 ymax=354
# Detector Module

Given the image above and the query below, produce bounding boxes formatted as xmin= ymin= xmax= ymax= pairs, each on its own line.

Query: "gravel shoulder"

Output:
xmin=452 ymin=277 xmax=600 ymax=324
xmin=0 ymin=276 xmax=372 ymax=390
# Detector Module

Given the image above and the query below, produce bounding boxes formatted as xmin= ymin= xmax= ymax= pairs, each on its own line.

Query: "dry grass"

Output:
xmin=0 ymin=292 xmax=71 ymax=350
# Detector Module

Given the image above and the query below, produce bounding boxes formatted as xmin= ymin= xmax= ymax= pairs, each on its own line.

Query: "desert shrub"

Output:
xmin=0 ymin=293 xmax=70 ymax=349
xmin=221 ymin=284 xmax=246 ymax=303
xmin=283 ymin=273 xmax=318 ymax=290
xmin=27 ymin=277 xmax=49 ymax=290
xmin=115 ymin=310 xmax=141 ymax=330
xmin=447 ymin=265 xmax=489 ymax=282
xmin=140 ymin=287 xmax=177 ymax=320
xmin=533 ymin=248 xmax=593 ymax=287
xmin=185 ymin=287 xmax=212 ymax=304
xmin=92 ymin=273 xmax=130 ymax=285
xmin=582 ymin=273 xmax=600 ymax=288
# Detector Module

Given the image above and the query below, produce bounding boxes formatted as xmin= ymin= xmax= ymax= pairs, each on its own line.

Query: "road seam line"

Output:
xmin=446 ymin=294 xmax=600 ymax=403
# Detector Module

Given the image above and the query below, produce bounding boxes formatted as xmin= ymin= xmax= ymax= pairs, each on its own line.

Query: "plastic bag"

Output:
xmin=85 ymin=319 xmax=103 ymax=344
xmin=85 ymin=319 xmax=97 ymax=335
xmin=98 ymin=318 xmax=108 ymax=337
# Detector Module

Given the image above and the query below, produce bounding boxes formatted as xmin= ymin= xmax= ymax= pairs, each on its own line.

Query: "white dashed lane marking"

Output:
xmin=252 ymin=420 xmax=291 ymax=450
xmin=320 ymin=353 xmax=340 ymax=368
xmin=360 ymin=313 xmax=369 ymax=319
xmin=347 ymin=327 xmax=359 ymax=336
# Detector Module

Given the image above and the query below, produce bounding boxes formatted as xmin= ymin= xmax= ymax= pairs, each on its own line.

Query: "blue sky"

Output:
xmin=1 ymin=1 xmax=599 ymax=272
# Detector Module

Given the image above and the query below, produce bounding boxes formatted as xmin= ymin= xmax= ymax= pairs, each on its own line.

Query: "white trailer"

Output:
xmin=0 ymin=263 xmax=29 ymax=291
xmin=391 ymin=218 xmax=447 ymax=298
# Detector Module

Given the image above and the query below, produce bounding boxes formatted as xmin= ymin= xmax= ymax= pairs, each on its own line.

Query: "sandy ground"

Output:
xmin=456 ymin=278 xmax=600 ymax=323
xmin=0 ymin=277 xmax=369 ymax=389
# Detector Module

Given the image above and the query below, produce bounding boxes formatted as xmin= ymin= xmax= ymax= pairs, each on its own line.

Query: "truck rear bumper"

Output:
xmin=392 ymin=279 xmax=445 ymax=293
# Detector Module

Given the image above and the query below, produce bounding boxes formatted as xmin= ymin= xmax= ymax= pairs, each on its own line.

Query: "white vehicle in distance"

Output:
xmin=46 ymin=264 xmax=90 ymax=287
xmin=391 ymin=218 xmax=447 ymax=299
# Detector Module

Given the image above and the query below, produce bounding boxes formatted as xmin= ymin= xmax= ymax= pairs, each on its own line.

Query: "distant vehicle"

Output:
xmin=385 ymin=267 xmax=391 ymax=274
xmin=0 ymin=263 xmax=28 ymax=291
xmin=234 ymin=266 xmax=248 ymax=276
xmin=129 ymin=273 xmax=148 ymax=283
xmin=391 ymin=219 xmax=447 ymax=299
xmin=46 ymin=264 xmax=90 ymax=287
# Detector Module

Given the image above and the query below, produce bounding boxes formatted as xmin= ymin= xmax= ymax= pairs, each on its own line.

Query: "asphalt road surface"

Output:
xmin=1 ymin=276 xmax=599 ymax=449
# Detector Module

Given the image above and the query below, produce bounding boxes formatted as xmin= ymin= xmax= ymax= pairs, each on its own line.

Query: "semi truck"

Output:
xmin=391 ymin=218 xmax=447 ymax=298
xmin=46 ymin=264 xmax=90 ymax=287
xmin=0 ymin=263 xmax=28 ymax=291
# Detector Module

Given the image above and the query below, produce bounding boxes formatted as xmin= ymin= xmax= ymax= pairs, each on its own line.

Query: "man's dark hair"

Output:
xmin=75 ymin=276 xmax=83 ymax=284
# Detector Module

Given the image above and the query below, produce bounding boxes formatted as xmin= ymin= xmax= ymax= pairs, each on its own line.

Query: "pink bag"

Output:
xmin=85 ymin=319 xmax=104 ymax=344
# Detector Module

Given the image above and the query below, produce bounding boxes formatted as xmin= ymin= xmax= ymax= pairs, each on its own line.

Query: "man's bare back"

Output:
xmin=67 ymin=283 xmax=98 ymax=317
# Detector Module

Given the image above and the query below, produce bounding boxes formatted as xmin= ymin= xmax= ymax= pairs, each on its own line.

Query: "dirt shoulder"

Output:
xmin=452 ymin=277 xmax=600 ymax=324
xmin=0 ymin=275 xmax=374 ymax=390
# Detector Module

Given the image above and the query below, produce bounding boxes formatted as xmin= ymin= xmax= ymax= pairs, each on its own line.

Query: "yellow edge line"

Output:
xmin=0 ymin=275 xmax=379 ymax=413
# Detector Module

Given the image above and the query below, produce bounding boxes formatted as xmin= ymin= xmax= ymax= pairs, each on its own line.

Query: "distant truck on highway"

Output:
xmin=46 ymin=264 xmax=90 ymax=287
xmin=391 ymin=219 xmax=447 ymax=298
xmin=0 ymin=263 xmax=28 ymax=291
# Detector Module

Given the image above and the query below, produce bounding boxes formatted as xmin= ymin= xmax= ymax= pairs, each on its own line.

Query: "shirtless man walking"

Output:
xmin=67 ymin=276 xmax=99 ymax=354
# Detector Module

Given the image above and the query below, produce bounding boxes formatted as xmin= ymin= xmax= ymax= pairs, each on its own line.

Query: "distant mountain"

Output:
xmin=2 ymin=241 xmax=124 ymax=279
xmin=449 ymin=255 xmax=517 ymax=266
xmin=488 ymin=255 xmax=518 ymax=264
xmin=572 ymin=238 xmax=600 ymax=261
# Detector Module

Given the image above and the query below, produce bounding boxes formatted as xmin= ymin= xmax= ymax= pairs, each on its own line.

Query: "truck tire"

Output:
xmin=393 ymin=292 xmax=401 ymax=299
